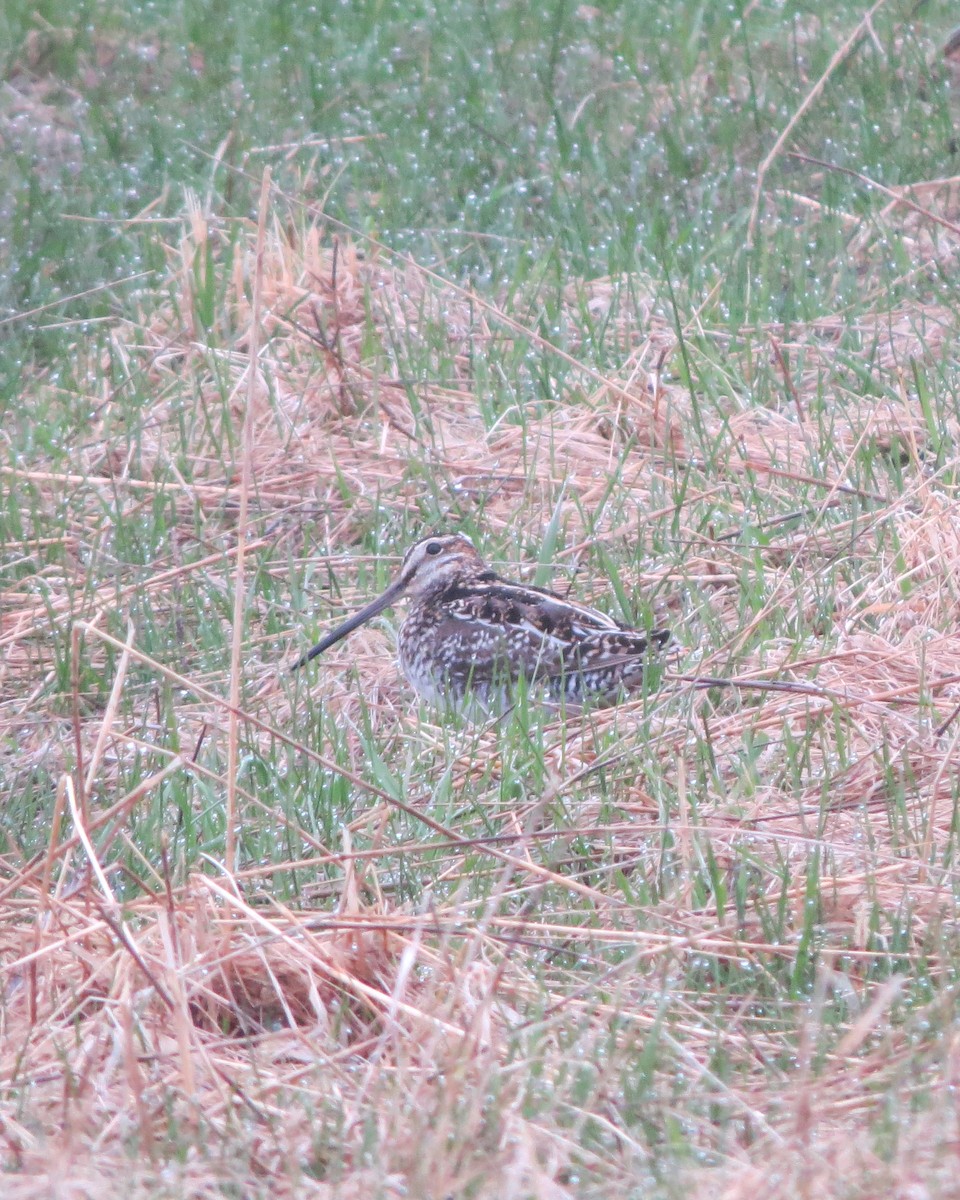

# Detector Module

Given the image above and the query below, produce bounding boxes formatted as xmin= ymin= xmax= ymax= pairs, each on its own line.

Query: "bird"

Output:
xmin=293 ymin=533 xmax=671 ymax=716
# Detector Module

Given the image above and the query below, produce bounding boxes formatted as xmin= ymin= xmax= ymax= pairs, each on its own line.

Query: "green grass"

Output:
xmin=4 ymin=1 xmax=960 ymax=1197
xmin=2 ymin=0 xmax=954 ymax=390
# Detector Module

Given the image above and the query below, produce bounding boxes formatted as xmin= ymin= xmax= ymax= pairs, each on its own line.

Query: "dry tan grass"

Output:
xmin=4 ymin=192 xmax=960 ymax=1198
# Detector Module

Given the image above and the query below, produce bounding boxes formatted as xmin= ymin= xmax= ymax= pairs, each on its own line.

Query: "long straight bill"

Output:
xmin=291 ymin=577 xmax=406 ymax=671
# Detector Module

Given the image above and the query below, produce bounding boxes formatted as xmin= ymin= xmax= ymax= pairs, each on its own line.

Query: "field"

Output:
xmin=3 ymin=2 xmax=960 ymax=1196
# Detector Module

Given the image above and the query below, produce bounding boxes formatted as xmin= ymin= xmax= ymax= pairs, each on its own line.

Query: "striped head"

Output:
xmin=392 ymin=533 xmax=488 ymax=599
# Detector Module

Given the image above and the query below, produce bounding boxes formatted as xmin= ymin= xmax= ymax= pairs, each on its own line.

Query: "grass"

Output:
xmin=3 ymin=0 xmax=960 ymax=1196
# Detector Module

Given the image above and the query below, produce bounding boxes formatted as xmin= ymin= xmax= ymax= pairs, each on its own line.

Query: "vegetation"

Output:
xmin=2 ymin=1 xmax=960 ymax=1196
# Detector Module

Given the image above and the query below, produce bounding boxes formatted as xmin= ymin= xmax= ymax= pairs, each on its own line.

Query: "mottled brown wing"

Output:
xmin=424 ymin=576 xmax=670 ymax=701
xmin=427 ymin=609 xmax=572 ymax=689
xmin=441 ymin=580 xmax=623 ymax=637
xmin=529 ymin=626 xmax=668 ymax=690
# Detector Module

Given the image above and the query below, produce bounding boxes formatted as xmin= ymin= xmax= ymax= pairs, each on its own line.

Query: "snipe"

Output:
xmin=293 ymin=533 xmax=670 ymax=715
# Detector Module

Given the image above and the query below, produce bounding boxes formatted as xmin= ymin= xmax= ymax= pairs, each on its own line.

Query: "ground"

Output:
xmin=3 ymin=3 xmax=960 ymax=1198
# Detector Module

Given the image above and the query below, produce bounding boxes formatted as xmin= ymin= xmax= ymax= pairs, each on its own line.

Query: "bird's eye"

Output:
xmin=425 ymin=541 xmax=443 ymax=556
